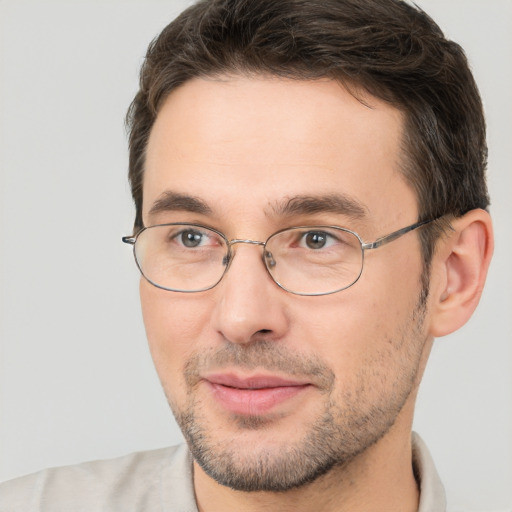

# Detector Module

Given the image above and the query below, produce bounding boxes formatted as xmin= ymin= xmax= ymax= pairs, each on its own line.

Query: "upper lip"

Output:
xmin=204 ymin=373 xmax=311 ymax=389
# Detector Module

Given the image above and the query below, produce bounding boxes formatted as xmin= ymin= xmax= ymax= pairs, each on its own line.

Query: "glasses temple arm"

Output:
xmin=361 ymin=219 xmax=436 ymax=251
xmin=122 ymin=236 xmax=136 ymax=245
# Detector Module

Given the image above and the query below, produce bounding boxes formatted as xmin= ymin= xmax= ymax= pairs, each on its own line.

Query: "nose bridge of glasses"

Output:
xmin=228 ymin=239 xmax=266 ymax=247
xmin=225 ymin=239 xmax=275 ymax=268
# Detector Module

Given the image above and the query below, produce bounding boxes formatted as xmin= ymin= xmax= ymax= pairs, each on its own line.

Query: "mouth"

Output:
xmin=203 ymin=373 xmax=312 ymax=416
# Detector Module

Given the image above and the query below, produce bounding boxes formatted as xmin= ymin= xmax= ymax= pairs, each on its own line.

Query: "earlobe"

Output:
xmin=429 ymin=209 xmax=494 ymax=338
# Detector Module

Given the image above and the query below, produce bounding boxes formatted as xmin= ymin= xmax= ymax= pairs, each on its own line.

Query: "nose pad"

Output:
xmin=264 ymin=250 xmax=276 ymax=268
xmin=220 ymin=242 xmax=276 ymax=288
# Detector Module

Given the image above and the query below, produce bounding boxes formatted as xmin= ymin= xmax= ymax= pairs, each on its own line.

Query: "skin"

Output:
xmin=139 ymin=76 xmax=493 ymax=511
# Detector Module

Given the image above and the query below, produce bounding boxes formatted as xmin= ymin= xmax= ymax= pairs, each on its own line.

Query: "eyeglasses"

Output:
xmin=122 ymin=219 xmax=436 ymax=296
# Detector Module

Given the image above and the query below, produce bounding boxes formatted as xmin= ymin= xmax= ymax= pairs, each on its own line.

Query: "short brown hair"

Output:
xmin=126 ymin=0 xmax=489 ymax=264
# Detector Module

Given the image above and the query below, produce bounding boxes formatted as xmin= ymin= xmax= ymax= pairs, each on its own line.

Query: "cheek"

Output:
xmin=294 ymin=258 xmax=424 ymax=379
xmin=139 ymin=280 xmax=212 ymax=385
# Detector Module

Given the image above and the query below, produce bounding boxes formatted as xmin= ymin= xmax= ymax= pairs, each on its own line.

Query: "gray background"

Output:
xmin=0 ymin=1 xmax=510 ymax=510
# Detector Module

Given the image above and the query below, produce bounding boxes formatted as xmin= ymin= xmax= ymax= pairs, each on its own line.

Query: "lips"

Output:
xmin=204 ymin=373 xmax=311 ymax=416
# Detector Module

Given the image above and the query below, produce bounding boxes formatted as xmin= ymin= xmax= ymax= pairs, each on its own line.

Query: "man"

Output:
xmin=0 ymin=0 xmax=494 ymax=510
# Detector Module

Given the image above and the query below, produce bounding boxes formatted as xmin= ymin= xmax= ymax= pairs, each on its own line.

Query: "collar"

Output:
xmin=413 ymin=432 xmax=447 ymax=512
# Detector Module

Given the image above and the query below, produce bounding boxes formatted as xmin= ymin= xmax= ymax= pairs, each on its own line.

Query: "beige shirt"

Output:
xmin=0 ymin=433 xmax=445 ymax=511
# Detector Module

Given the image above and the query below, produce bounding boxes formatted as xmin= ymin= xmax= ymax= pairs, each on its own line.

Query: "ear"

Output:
xmin=428 ymin=209 xmax=494 ymax=337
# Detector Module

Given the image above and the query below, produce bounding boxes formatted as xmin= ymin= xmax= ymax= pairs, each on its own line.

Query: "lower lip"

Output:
xmin=207 ymin=382 xmax=310 ymax=416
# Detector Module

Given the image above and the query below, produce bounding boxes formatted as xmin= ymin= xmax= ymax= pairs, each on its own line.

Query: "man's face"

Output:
xmin=140 ymin=76 xmax=432 ymax=491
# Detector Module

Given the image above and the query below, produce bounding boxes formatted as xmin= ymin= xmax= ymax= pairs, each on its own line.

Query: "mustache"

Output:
xmin=184 ymin=340 xmax=335 ymax=390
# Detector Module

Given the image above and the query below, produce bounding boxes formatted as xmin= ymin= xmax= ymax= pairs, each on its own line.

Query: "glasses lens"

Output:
xmin=134 ymin=224 xmax=228 ymax=292
xmin=265 ymin=227 xmax=363 ymax=295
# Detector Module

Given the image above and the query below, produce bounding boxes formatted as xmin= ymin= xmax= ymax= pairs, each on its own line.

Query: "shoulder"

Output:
xmin=0 ymin=444 xmax=197 ymax=512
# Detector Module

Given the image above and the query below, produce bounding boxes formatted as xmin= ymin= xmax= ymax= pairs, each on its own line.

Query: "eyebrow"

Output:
xmin=148 ymin=191 xmax=212 ymax=217
xmin=270 ymin=194 xmax=369 ymax=220
xmin=147 ymin=191 xmax=368 ymax=223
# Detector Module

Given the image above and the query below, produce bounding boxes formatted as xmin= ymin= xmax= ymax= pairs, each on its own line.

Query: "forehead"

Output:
xmin=143 ymin=76 xmax=416 ymax=229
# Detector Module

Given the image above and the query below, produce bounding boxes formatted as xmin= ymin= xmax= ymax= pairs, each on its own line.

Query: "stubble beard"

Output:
xmin=167 ymin=290 xmax=429 ymax=493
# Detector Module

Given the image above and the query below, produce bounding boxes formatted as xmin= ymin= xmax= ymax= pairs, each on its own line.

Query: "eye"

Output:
xmin=179 ymin=229 xmax=204 ymax=248
xmin=171 ymin=227 xmax=218 ymax=248
xmin=300 ymin=231 xmax=335 ymax=250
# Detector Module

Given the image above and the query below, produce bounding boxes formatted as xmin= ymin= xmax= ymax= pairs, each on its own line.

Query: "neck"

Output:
xmin=193 ymin=416 xmax=420 ymax=512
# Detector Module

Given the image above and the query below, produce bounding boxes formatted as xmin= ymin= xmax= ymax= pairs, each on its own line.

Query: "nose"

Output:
xmin=211 ymin=243 xmax=290 ymax=345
